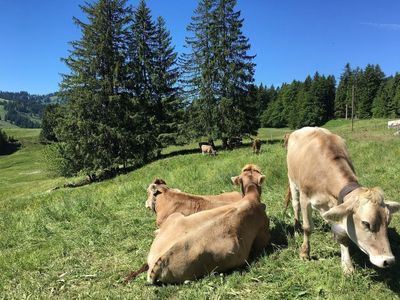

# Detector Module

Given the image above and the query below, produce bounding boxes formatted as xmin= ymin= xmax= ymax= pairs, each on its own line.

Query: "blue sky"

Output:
xmin=0 ymin=0 xmax=399 ymax=94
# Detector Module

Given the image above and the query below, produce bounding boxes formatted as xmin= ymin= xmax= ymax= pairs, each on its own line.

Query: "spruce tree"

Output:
xmin=58 ymin=0 xmax=134 ymax=177
xmin=182 ymin=0 xmax=256 ymax=141
xmin=357 ymin=64 xmax=385 ymax=118
xmin=153 ymin=16 xmax=183 ymax=146
xmin=334 ymin=63 xmax=353 ymax=118
xmin=181 ymin=0 xmax=218 ymax=139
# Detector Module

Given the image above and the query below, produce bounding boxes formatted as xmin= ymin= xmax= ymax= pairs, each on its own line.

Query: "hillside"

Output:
xmin=0 ymin=91 xmax=60 ymax=128
xmin=0 ymin=120 xmax=400 ymax=298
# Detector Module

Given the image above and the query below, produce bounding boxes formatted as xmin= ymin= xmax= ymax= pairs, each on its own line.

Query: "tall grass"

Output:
xmin=0 ymin=119 xmax=399 ymax=299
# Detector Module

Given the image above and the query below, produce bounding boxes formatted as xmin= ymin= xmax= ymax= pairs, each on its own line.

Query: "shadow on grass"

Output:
xmin=57 ymin=138 xmax=285 ymax=190
xmin=0 ymin=140 xmax=21 ymax=156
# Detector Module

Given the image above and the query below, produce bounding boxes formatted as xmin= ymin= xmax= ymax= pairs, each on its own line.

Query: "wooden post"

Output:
xmin=351 ymin=85 xmax=355 ymax=132
xmin=345 ymin=104 xmax=348 ymax=120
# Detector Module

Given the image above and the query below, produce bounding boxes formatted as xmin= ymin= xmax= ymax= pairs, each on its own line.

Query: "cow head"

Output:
xmin=145 ymin=179 xmax=168 ymax=211
xmin=231 ymin=164 xmax=265 ymax=197
xmin=323 ymin=187 xmax=400 ymax=268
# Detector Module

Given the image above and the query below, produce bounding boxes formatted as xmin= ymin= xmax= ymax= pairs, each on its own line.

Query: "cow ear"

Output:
xmin=386 ymin=201 xmax=400 ymax=214
xmin=231 ymin=176 xmax=241 ymax=185
xmin=258 ymin=175 xmax=266 ymax=185
xmin=322 ymin=201 xmax=354 ymax=223
xmin=153 ymin=178 xmax=166 ymax=185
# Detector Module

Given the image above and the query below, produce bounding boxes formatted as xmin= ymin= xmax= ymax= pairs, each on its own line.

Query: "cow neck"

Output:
xmin=242 ymin=183 xmax=260 ymax=200
xmin=338 ymin=181 xmax=362 ymax=203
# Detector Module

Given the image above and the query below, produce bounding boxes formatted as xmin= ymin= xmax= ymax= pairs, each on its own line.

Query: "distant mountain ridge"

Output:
xmin=0 ymin=90 xmax=61 ymax=128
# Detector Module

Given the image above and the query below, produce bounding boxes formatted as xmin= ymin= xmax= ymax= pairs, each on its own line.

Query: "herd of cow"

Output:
xmin=126 ymin=127 xmax=400 ymax=285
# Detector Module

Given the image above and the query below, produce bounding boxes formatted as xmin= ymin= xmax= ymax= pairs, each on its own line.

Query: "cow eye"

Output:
xmin=362 ymin=221 xmax=371 ymax=231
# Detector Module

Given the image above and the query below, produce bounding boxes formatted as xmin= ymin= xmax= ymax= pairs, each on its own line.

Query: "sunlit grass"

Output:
xmin=0 ymin=119 xmax=400 ymax=298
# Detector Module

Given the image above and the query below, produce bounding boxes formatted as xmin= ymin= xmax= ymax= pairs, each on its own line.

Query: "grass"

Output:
xmin=1 ymin=119 xmax=400 ymax=299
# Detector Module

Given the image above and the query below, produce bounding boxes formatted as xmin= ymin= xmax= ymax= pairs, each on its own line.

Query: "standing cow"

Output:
xmin=286 ymin=127 xmax=400 ymax=273
xmin=201 ymin=144 xmax=217 ymax=156
xmin=252 ymin=138 xmax=262 ymax=154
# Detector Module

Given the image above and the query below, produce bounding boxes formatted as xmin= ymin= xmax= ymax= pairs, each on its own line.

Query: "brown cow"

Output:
xmin=252 ymin=138 xmax=262 ymax=154
xmin=146 ymin=164 xmax=270 ymax=284
xmin=146 ymin=179 xmax=242 ymax=226
xmin=287 ymin=127 xmax=400 ymax=273
xmin=282 ymin=132 xmax=290 ymax=149
xmin=201 ymin=144 xmax=217 ymax=156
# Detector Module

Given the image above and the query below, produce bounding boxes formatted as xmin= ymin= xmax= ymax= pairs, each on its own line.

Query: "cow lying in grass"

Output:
xmin=286 ymin=127 xmax=400 ymax=273
xmin=146 ymin=179 xmax=242 ymax=226
xmin=146 ymin=164 xmax=270 ymax=284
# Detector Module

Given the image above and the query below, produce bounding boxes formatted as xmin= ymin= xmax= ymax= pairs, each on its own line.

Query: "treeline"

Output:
xmin=258 ymin=63 xmax=400 ymax=129
xmin=0 ymin=91 xmax=59 ymax=104
xmin=3 ymin=100 xmax=43 ymax=128
xmin=0 ymin=91 xmax=62 ymax=128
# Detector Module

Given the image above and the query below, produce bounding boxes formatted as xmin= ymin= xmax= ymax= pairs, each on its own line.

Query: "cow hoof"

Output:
xmin=342 ymin=263 xmax=354 ymax=275
xmin=300 ymin=252 xmax=310 ymax=260
xmin=299 ymin=244 xmax=310 ymax=260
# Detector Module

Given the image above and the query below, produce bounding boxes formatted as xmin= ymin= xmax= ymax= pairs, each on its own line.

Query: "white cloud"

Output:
xmin=361 ymin=22 xmax=400 ymax=31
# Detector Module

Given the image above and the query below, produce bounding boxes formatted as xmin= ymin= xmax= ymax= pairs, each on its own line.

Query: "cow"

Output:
xmin=282 ymin=132 xmax=290 ymax=149
xmin=286 ymin=127 xmax=400 ymax=273
xmin=201 ymin=144 xmax=217 ymax=156
xmin=198 ymin=139 xmax=216 ymax=149
xmin=146 ymin=164 xmax=270 ymax=284
xmin=252 ymin=138 xmax=262 ymax=154
xmin=146 ymin=179 xmax=242 ymax=226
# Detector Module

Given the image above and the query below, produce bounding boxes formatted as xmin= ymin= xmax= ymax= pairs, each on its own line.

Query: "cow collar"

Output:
xmin=338 ymin=182 xmax=362 ymax=203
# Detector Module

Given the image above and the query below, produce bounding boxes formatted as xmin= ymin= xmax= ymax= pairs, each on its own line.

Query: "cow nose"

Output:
xmin=383 ymin=257 xmax=395 ymax=267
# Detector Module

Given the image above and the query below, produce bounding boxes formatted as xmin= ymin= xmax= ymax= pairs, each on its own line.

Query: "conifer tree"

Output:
xmin=181 ymin=0 xmax=218 ymax=139
xmin=58 ymin=0 xmax=135 ymax=177
xmin=334 ymin=63 xmax=353 ymax=118
xmin=357 ymin=64 xmax=385 ymax=118
xmin=182 ymin=0 xmax=256 ymax=141
xmin=153 ymin=16 xmax=183 ymax=146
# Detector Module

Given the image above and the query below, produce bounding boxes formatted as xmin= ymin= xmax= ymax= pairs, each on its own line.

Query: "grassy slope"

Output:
xmin=1 ymin=120 xmax=400 ymax=299
xmin=0 ymin=101 xmax=19 ymax=128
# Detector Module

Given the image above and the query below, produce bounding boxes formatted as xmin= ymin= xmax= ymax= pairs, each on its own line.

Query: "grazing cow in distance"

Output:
xmin=201 ymin=144 xmax=217 ymax=156
xmin=252 ymin=138 xmax=262 ymax=154
xmin=198 ymin=139 xmax=215 ymax=149
xmin=146 ymin=164 xmax=270 ymax=284
xmin=145 ymin=179 xmax=242 ymax=226
xmin=287 ymin=127 xmax=400 ymax=273
xmin=282 ymin=132 xmax=290 ymax=149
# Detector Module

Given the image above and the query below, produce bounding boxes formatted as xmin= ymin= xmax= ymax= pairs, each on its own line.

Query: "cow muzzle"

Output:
xmin=369 ymin=255 xmax=395 ymax=268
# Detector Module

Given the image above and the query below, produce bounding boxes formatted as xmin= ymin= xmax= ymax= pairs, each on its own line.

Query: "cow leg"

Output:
xmin=299 ymin=192 xmax=313 ymax=260
xmin=340 ymin=244 xmax=354 ymax=274
xmin=289 ymin=180 xmax=301 ymax=232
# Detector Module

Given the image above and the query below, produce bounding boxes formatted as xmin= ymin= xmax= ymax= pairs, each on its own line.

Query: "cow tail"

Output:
xmin=283 ymin=184 xmax=292 ymax=214
xmin=124 ymin=263 xmax=149 ymax=284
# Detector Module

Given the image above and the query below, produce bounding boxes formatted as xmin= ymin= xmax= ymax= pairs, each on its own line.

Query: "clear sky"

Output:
xmin=1 ymin=0 xmax=399 ymax=95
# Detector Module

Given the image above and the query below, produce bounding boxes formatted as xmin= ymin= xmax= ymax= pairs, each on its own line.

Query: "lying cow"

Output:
xmin=146 ymin=164 xmax=270 ymax=284
xmin=252 ymin=138 xmax=262 ymax=154
xmin=146 ymin=179 xmax=242 ymax=226
xmin=287 ymin=127 xmax=400 ymax=273
xmin=201 ymin=144 xmax=217 ymax=156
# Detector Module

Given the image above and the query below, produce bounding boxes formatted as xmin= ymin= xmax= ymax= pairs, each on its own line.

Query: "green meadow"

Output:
xmin=1 ymin=119 xmax=400 ymax=299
